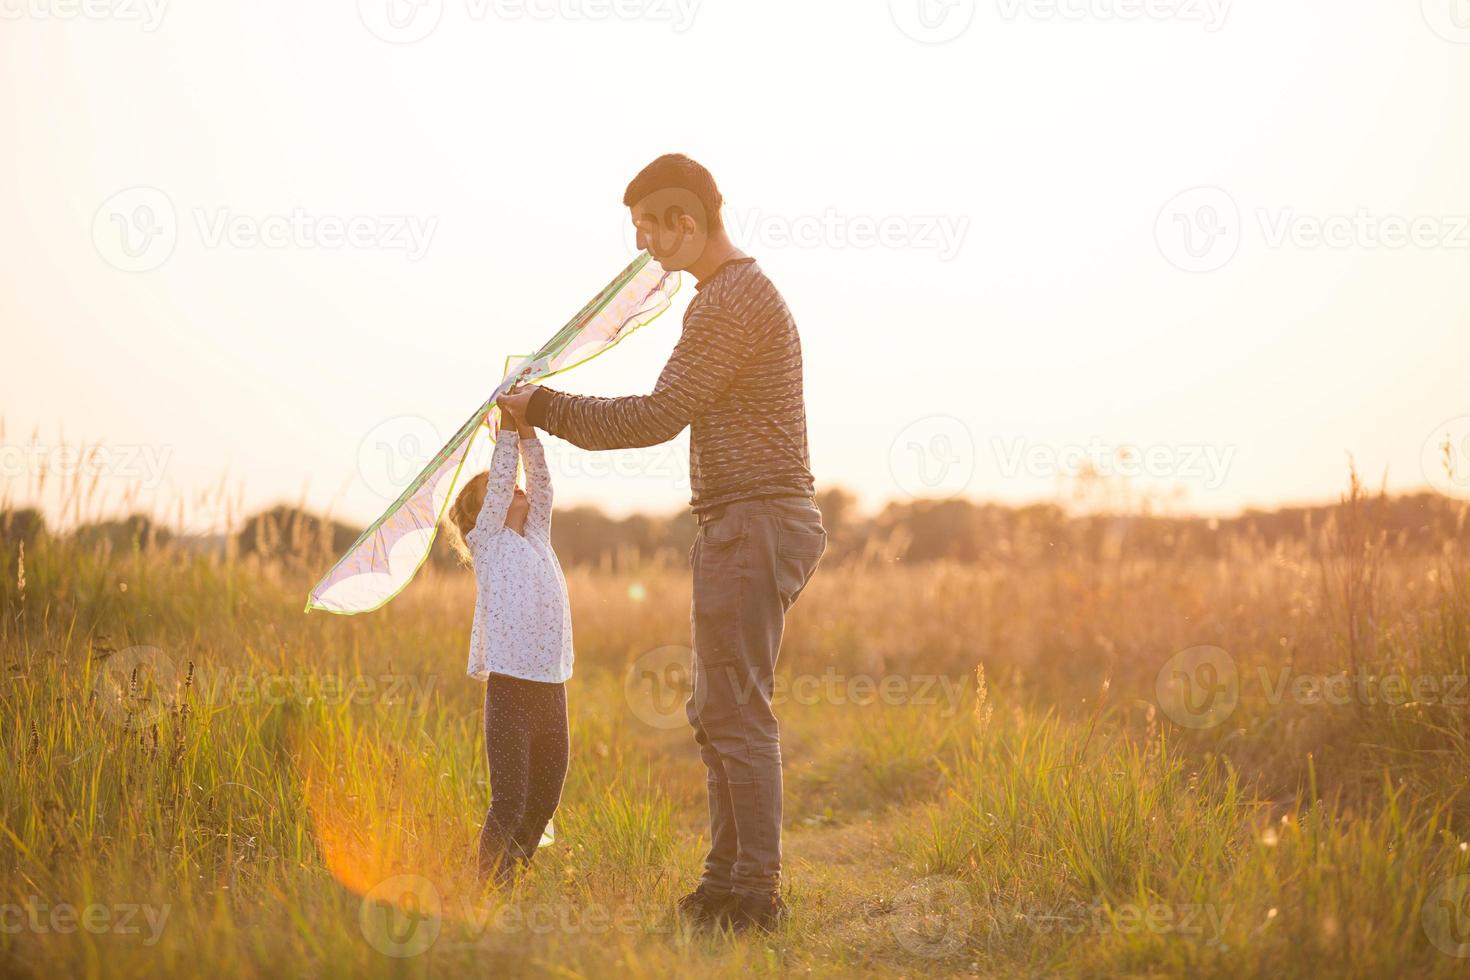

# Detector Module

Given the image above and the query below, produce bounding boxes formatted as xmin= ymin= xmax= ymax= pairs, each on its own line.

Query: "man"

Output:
xmin=497 ymin=153 xmax=826 ymax=933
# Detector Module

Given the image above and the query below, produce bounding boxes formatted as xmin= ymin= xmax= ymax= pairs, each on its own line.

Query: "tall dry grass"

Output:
xmin=1 ymin=460 xmax=1468 ymax=977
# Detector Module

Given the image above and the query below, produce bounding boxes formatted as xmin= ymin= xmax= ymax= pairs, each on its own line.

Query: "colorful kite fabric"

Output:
xmin=305 ymin=252 xmax=680 ymax=615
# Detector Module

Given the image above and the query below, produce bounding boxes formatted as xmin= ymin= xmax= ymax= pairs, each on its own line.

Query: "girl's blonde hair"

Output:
xmin=444 ymin=470 xmax=489 ymax=567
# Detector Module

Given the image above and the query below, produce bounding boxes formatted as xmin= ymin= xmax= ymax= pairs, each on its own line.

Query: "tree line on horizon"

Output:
xmin=4 ymin=486 xmax=1467 ymax=571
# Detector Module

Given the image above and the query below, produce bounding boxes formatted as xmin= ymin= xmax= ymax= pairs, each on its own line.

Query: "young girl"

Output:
xmin=447 ymin=405 xmax=573 ymax=886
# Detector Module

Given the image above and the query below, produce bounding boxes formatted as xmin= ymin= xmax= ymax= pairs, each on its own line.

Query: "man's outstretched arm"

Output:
xmin=509 ymin=306 xmax=748 ymax=451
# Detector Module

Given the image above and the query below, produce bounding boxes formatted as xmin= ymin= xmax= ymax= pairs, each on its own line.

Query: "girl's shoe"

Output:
xmin=479 ymin=850 xmax=527 ymax=890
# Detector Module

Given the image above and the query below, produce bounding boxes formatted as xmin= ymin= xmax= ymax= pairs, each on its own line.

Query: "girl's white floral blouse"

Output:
xmin=465 ymin=431 xmax=573 ymax=684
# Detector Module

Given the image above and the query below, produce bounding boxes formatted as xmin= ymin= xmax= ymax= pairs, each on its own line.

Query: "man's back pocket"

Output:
xmin=775 ymin=528 xmax=826 ymax=611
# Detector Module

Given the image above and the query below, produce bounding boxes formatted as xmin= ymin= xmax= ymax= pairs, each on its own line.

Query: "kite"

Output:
xmin=305 ymin=252 xmax=680 ymax=615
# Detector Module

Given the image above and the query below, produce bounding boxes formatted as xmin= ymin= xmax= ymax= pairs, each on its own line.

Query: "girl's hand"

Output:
xmin=499 ymin=387 xmax=536 ymax=438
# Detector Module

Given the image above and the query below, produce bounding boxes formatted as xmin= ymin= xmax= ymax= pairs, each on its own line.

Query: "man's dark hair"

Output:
xmin=623 ymin=153 xmax=724 ymax=233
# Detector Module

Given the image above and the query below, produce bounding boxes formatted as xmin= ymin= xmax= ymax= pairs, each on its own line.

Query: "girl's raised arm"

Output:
xmin=469 ymin=426 xmax=521 ymax=542
xmin=520 ymin=434 xmax=553 ymax=539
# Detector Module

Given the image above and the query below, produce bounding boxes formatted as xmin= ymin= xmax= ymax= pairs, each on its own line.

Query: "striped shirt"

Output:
xmin=527 ymin=256 xmax=815 ymax=515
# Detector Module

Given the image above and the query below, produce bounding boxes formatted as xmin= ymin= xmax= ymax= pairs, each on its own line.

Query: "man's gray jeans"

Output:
xmin=685 ymin=495 xmax=827 ymax=899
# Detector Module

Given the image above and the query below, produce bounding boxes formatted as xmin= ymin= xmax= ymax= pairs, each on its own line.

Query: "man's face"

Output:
xmin=629 ymin=191 xmax=708 ymax=272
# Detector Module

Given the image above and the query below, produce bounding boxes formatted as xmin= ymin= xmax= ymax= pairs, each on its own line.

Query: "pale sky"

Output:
xmin=4 ymin=1 xmax=1469 ymax=531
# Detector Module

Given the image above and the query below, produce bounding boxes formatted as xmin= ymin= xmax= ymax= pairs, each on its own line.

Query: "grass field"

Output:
xmin=3 ymin=477 xmax=1469 ymax=978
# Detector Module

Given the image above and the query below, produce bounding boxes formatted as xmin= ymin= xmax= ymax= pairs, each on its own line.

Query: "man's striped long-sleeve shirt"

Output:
xmin=525 ymin=256 xmax=815 ymax=515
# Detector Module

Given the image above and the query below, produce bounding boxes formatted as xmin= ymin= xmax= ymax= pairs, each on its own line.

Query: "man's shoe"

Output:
xmin=677 ymin=883 xmax=734 ymax=927
xmin=726 ymin=891 xmax=788 ymax=934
